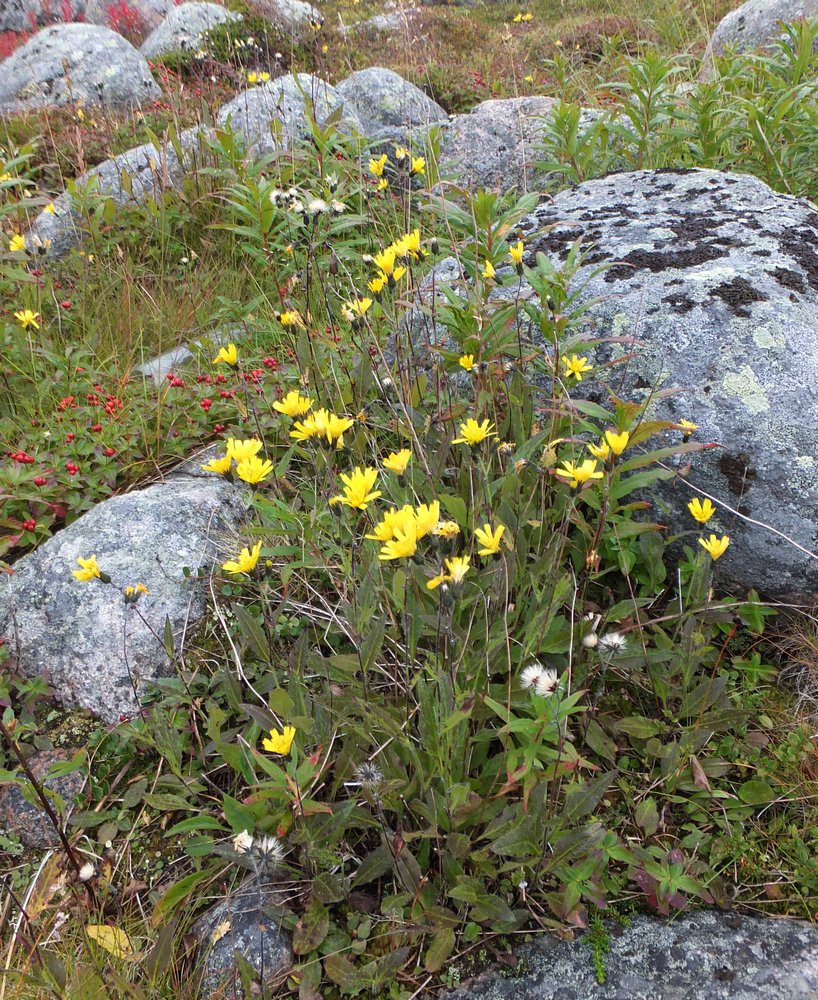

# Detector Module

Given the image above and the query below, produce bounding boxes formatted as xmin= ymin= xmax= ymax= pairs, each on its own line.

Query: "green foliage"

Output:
xmin=538 ymin=20 xmax=818 ymax=199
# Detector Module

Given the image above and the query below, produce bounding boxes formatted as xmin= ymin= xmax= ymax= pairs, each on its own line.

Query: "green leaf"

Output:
xmin=615 ymin=717 xmax=666 ymax=739
xmin=351 ymin=845 xmax=393 ymax=887
xmin=425 ymin=928 xmax=456 ymax=972
xmin=162 ymin=616 xmax=175 ymax=658
xmin=738 ymin=779 xmax=775 ymax=806
xmin=634 ymin=797 xmax=659 ymax=837
xmin=233 ymin=604 xmax=271 ymax=664
xmin=293 ymin=900 xmax=329 ymax=956
xmin=221 ymin=794 xmax=256 ymax=835
xmin=165 ymin=815 xmax=225 ymax=837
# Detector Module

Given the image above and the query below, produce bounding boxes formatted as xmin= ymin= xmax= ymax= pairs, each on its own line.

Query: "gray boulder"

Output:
xmin=84 ymin=0 xmax=171 ymax=35
xmin=445 ymin=911 xmax=818 ymax=1000
xmin=251 ymin=0 xmax=322 ymax=33
xmin=403 ymin=169 xmax=818 ymax=602
xmin=194 ymin=878 xmax=292 ymax=998
xmin=704 ymin=0 xmax=818 ymax=64
xmin=0 ymin=24 xmax=160 ymax=114
xmin=439 ymin=96 xmax=556 ymax=192
xmin=0 ymin=0 xmax=86 ymax=32
xmin=140 ymin=2 xmax=239 ymax=59
xmin=27 ymin=125 xmax=205 ymax=257
xmin=0 ymin=465 xmax=248 ymax=723
xmin=341 ymin=8 xmax=422 ymax=34
xmin=336 ymin=67 xmax=447 ymax=143
xmin=217 ymin=73 xmax=361 ymax=158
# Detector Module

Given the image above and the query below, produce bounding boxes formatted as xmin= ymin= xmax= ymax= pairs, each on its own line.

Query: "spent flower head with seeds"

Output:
xmin=598 ymin=632 xmax=628 ymax=657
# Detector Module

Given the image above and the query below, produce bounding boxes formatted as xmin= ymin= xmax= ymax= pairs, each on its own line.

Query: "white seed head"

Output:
xmin=598 ymin=632 xmax=628 ymax=656
xmin=78 ymin=862 xmax=96 ymax=882
xmin=534 ymin=668 xmax=559 ymax=696
xmin=521 ymin=664 xmax=544 ymax=690
xmin=582 ymin=632 xmax=599 ymax=649
xmin=307 ymin=198 xmax=328 ymax=215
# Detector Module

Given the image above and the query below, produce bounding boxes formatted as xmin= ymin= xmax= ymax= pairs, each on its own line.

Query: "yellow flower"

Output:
xmin=475 ymin=523 xmax=506 ymax=556
xmin=368 ymin=274 xmax=387 ymax=295
xmin=44 ymin=203 xmax=56 ymax=214
xmin=562 ymin=354 xmax=593 ymax=381
xmin=377 ymin=177 xmax=389 ymax=191
xmin=14 ymin=309 xmax=40 ymax=330
xmin=452 ymin=418 xmax=497 ymax=446
xmin=587 ymin=440 xmax=610 ymax=461
xmin=373 ymin=246 xmax=397 ymax=276
xmin=459 ymin=354 xmax=476 ymax=372
xmin=247 ymin=71 xmax=259 ymax=84
xmin=369 ymin=154 xmax=388 ymax=177
xmin=482 ymin=259 xmax=496 ymax=279
xmin=604 ymin=429 xmax=630 ymax=456
xmin=124 ymin=582 xmax=149 ymax=602
xmin=323 ymin=411 xmax=355 ymax=449
xmin=394 ymin=145 xmax=409 ymax=160
xmin=523 ymin=73 xmax=534 ymax=82
xmin=392 ymin=265 xmax=407 ymax=282
xmin=201 ymin=453 xmax=233 ymax=475
xmin=330 ymin=467 xmax=381 ymax=510
xmin=365 ymin=505 xmax=414 ymax=541
xmin=72 ymin=555 xmax=101 ymax=582
xmin=8 ymin=234 xmax=25 ymax=253
xmin=688 ymin=497 xmax=716 ymax=524
xmin=382 ymin=449 xmax=411 ymax=475
xmin=279 ymin=309 xmax=305 ymax=328
xmin=427 ymin=556 xmax=471 ymax=589
xmin=235 ymin=455 xmax=273 ymax=485
xmin=290 ymin=413 xmax=321 ymax=443
xmin=397 ymin=229 xmax=421 ymax=259
xmin=342 ymin=298 xmax=373 ymax=322
xmin=699 ymin=534 xmax=730 ymax=560
xmin=273 ymin=390 xmax=313 ymax=417
xmin=214 ymin=343 xmax=238 ymax=366
xmin=378 ymin=521 xmax=418 ymax=561
xmin=433 ymin=520 xmax=460 ymax=540
xmin=509 ymin=241 xmax=524 ymax=268
xmin=678 ymin=418 xmax=698 ymax=434
xmin=414 ymin=501 xmax=441 ymax=539
xmin=259 ymin=71 xmax=270 ymax=82
xmin=222 ymin=540 xmax=263 ymax=575
xmin=556 ymin=459 xmax=604 ymax=488
xmin=226 ymin=438 xmax=263 ymax=463
xmin=262 ymin=725 xmax=296 ymax=755
xmin=410 ymin=156 xmax=426 ymax=176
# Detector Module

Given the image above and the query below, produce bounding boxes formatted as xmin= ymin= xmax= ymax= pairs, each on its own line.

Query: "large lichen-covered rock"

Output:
xmin=27 ymin=125 xmax=205 ymax=258
xmin=193 ymin=879 xmax=293 ymax=998
xmin=445 ymin=911 xmax=818 ymax=1000
xmin=0 ymin=0 xmax=86 ymax=32
xmin=217 ymin=73 xmax=361 ymax=158
xmin=84 ymin=0 xmax=171 ymax=35
xmin=401 ymin=169 xmax=818 ymax=602
xmin=439 ymin=96 xmax=556 ymax=192
xmin=140 ymin=2 xmax=239 ymax=58
xmin=704 ymin=0 xmax=818 ymax=65
xmin=0 ymin=24 xmax=160 ymax=115
xmin=336 ymin=67 xmax=447 ymax=143
xmin=0 ymin=466 xmax=247 ymax=724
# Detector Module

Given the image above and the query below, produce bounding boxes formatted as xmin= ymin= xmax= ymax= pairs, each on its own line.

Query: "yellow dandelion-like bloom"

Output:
xmin=273 ymin=390 xmax=313 ymax=417
xmin=688 ymin=497 xmax=716 ymax=524
xmin=561 ymin=354 xmax=593 ymax=381
xmin=235 ymin=455 xmax=273 ymax=485
xmin=214 ymin=343 xmax=238 ymax=366
xmin=329 ymin=467 xmax=381 ymax=510
xmin=556 ymin=459 xmax=604 ymax=488
xmin=262 ymin=725 xmax=296 ymax=755
xmin=604 ymin=429 xmax=630 ymax=456
xmin=699 ymin=534 xmax=730 ymax=560
xmin=378 ymin=521 xmax=418 ymax=561
xmin=201 ymin=453 xmax=233 ymax=475
xmin=382 ymin=449 xmax=411 ymax=475
xmin=452 ymin=418 xmax=497 ymax=446
xmin=482 ymin=259 xmax=496 ymax=280
xmin=14 ymin=309 xmax=40 ymax=330
xmin=222 ymin=540 xmax=263 ymax=575
xmin=226 ymin=438 xmax=263 ymax=463
xmin=459 ymin=354 xmax=476 ymax=372
xmin=474 ymin=523 xmax=506 ymax=556
xmin=369 ymin=154 xmax=388 ymax=177
xmin=414 ymin=501 xmax=441 ymax=540
xmin=9 ymin=234 xmax=26 ymax=253
xmin=72 ymin=554 xmax=101 ymax=582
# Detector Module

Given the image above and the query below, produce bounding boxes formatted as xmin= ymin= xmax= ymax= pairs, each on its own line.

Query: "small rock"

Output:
xmin=439 ymin=96 xmax=557 ymax=192
xmin=84 ymin=0 xmax=171 ymax=36
xmin=216 ymin=73 xmax=361 ymax=158
xmin=251 ymin=0 xmax=322 ymax=34
xmin=336 ymin=66 xmax=447 ymax=143
xmin=0 ymin=465 xmax=248 ymax=723
xmin=194 ymin=878 xmax=293 ymax=998
xmin=140 ymin=2 xmax=240 ymax=59
xmin=341 ymin=7 xmax=422 ymax=34
xmin=0 ymin=749 xmax=86 ymax=849
xmin=0 ymin=23 xmax=160 ymax=115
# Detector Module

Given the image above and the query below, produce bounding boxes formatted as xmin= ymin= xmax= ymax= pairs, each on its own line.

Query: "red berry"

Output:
xmin=201 ymin=398 xmax=213 ymax=411
xmin=66 ymin=432 xmax=75 ymax=443
xmin=33 ymin=476 xmax=47 ymax=486
xmin=21 ymin=519 xmax=36 ymax=532
xmin=103 ymin=447 xmax=116 ymax=457
xmin=60 ymin=300 xmax=72 ymax=309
